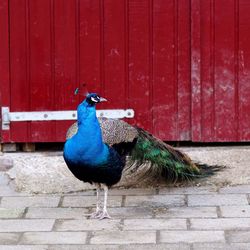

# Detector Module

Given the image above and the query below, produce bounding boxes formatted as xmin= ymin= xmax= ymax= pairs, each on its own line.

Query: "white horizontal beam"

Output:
xmin=1 ymin=107 xmax=134 ymax=130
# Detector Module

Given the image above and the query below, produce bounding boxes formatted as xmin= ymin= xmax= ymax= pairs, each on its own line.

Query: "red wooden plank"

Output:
xmin=199 ymin=0 xmax=215 ymax=142
xmin=177 ymin=0 xmax=191 ymax=141
xmin=128 ymin=0 xmax=151 ymax=130
xmin=239 ymin=0 xmax=250 ymax=140
xmin=152 ymin=0 xmax=176 ymax=140
xmin=191 ymin=0 xmax=202 ymax=141
xmin=213 ymin=0 xmax=237 ymax=141
xmin=102 ymin=0 xmax=126 ymax=110
xmin=8 ymin=0 xmax=30 ymax=142
xmin=192 ymin=0 xmax=239 ymax=142
xmin=123 ymin=0 xmax=130 ymax=123
xmin=79 ymin=0 xmax=101 ymax=95
xmin=0 ymin=0 xmax=10 ymax=142
xmin=29 ymin=0 xmax=54 ymax=142
xmin=53 ymin=0 xmax=78 ymax=141
xmin=234 ymin=0 xmax=239 ymax=142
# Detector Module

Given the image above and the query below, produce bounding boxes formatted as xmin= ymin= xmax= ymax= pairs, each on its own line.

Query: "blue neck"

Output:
xmin=65 ymin=100 xmax=108 ymax=165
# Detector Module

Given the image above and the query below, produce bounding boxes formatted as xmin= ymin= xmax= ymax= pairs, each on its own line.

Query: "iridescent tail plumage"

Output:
xmin=130 ymin=128 xmax=223 ymax=182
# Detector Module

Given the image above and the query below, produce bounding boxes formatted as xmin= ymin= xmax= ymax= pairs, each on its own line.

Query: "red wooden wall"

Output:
xmin=0 ymin=0 xmax=250 ymax=143
xmin=192 ymin=0 xmax=250 ymax=142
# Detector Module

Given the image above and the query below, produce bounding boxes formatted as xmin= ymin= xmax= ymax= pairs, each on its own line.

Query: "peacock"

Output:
xmin=63 ymin=93 xmax=221 ymax=219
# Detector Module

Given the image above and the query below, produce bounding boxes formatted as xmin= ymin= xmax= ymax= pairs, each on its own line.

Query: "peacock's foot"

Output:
xmin=90 ymin=209 xmax=103 ymax=219
xmin=97 ymin=210 xmax=111 ymax=220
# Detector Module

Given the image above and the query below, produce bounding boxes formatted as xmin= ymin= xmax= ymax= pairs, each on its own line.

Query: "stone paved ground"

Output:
xmin=1 ymin=183 xmax=250 ymax=249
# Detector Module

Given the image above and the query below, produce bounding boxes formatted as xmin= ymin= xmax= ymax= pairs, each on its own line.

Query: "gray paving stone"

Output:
xmin=159 ymin=186 xmax=217 ymax=195
xmin=0 ymin=196 xmax=60 ymax=208
xmin=26 ymin=207 xmax=88 ymax=219
xmin=188 ymin=194 xmax=248 ymax=206
xmin=109 ymin=188 xmax=157 ymax=196
xmin=90 ymin=230 xmax=156 ymax=244
xmin=3 ymin=184 xmax=250 ymax=248
xmin=64 ymin=190 xmax=95 ymax=196
xmin=191 ymin=218 xmax=250 ymax=230
xmin=56 ymin=219 xmax=122 ymax=231
xmin=106 ymin=207 xmax=154 ymax=218
xmin=49 ymin=244 xmax=190 ymax=250
xmin=62 ymin=195 xmax=122 ymax=207
xmin=0 ymin=185 xmax=25 ymax=196
xmin=0 ymin=207 xmax=25 ymax=218
xmin=230 ymin=243 xmax=250 ymax=249
xmin=227 ymin=231 xmax=250 ymax=243
xmin=192 ymin=243 xmax=247 ymax=250
xmin=219 ymin=185 xmax=250 ymax=194
xmin=0 ymin=219 xmax=54 ymax=232
xmin=0 ymin=233 xmax=20 ymax=244
xmin=118 ymin=244 xmax=190 ymax=250
xmin=160 ymin=230 xmax=225 ymax=243
xmin=220 ymin=205 xmax=250 ymax=217
xmin=125 ymin=195 xmax=185 ymax=207
xmin=0 ymin=173 xmax=10 ymax=185
xmin=0 ymin=246 xmax=49 ymax=250
xmin=155 ymin=206 xmax=217 ymax=218
xmin=20 ymin=232 xmax=87 ymax=244
xmin=49 ymin=245 xmax=118 ymax=250
xmin=123 ymin=218 xmax=186 ymax=230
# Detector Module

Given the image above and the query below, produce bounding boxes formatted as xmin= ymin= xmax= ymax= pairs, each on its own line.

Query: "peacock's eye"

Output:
xmin=90 ymin=95 xmax=100 ymax=103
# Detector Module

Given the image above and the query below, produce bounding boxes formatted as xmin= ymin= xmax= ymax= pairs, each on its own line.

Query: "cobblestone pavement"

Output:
xmin=1 ymin=184 xmax=250 ymax=249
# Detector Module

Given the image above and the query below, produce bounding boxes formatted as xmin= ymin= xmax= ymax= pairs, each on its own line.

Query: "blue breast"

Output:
xmin=63 ymin=99 xmax=124 ymax=186
xmin=64 ymin=101 xmax=108 ymax=165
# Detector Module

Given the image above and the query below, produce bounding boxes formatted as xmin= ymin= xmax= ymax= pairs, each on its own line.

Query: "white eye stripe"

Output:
xmin=90 ymin=96 xmax=99 ymax=102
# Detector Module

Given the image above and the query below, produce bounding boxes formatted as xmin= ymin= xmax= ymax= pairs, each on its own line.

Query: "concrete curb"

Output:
xmin=1 ymin=146 xmax=250 ymax=193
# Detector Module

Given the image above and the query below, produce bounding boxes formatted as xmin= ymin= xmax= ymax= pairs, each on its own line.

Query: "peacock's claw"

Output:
xmin=97 ymin=210 xmax=111 ymax=220
xmin=90 ymin=209 xmax=103 ymax=219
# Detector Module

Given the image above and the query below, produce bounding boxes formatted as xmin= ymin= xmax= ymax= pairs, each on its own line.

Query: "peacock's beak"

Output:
xmin=100 ymin=97 xmax=107 ymax=102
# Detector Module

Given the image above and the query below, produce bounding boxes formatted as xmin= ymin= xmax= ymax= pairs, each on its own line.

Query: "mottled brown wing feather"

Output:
xmin=66 ymin=117 xmax=138 ymax=146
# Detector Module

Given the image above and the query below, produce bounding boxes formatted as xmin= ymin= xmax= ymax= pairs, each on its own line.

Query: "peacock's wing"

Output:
xmin=66 ymin=118 xmax=222 ymax=184
xmin=66 ymin=122 xmax=78 ymax=140
xmin=98 ymin=118 xmax=138 ymax=145
xmin=66 ymin=117 xmax=138 ymax=145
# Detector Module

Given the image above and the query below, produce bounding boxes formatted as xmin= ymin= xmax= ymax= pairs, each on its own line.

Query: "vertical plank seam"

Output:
xmin=200 ymin=1 xmax=203 ymax=141
xmin=50 ymin=0 xmax=55 ymax=110
xmin=50 ymin=0 xmax=56 ymax=139
xmin=7 ymin=0 xmax=11 ymax=108
xmin=100 ymin=0 xmax=105 ymax=95
xmin=188 ymin=0 xmax=192 ymax=141
xmin=25 ymin=0 xmax=31 ymax=141
xmin=211 ymin=0 xmax=215 ymax=141
xmin=149 ymin=0 xmax=153 ymax=133
xmin=198 ymin=0 xmax=202 ymax=141
xmin=234 ymin=0 xmax=239 ymax=140
xmin=173 ymin=0 xmax=177 ymax=139
xmin=175 ymin=0 xmax=179 ymax=140
xmin=124 ymin=0 xmax=129 ymax=109
xmin=75 ymin=0 xmax=80 ymax=103
xmin=6 ymin=0 xmax=11 ymax=141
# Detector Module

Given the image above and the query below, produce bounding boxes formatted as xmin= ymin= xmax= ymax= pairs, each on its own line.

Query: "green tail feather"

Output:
xmin=130 ymin=128 xmax=223 ymax=182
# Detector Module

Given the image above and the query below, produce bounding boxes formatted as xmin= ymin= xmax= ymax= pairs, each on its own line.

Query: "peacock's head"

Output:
xmin=85 ymin=93 xmax=107 ymax=106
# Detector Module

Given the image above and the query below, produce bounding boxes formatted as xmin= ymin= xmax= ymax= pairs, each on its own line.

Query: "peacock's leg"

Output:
xmin=90 ymin=183 xmax=102 ymax=219
xmin=97 ymin=184 xmax=111 ymax=220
